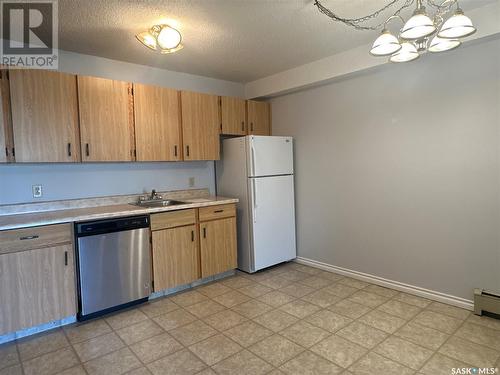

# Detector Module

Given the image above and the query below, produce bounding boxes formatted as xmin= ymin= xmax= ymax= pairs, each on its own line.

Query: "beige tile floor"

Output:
xmin=1 ymin=262 xmax=500 ymax=375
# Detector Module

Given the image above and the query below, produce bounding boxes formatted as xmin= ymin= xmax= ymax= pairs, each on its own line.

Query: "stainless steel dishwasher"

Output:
xmin=75 ymin=215 xmax=151 ymax=320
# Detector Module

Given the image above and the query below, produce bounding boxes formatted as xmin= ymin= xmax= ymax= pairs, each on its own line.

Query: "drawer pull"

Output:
xmin=19 ymin=235 xmax=39 ymax=241
xmin=214 ymin=210 xmax=223 ymax=213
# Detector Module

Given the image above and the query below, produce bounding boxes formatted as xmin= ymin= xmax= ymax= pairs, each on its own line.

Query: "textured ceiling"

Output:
xmin=58 ymin=0 xmax=494 ymax=83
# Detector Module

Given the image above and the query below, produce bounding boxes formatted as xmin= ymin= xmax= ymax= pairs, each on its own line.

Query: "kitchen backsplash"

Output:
xmin=0 ymin=161 xmax=215 ymax=205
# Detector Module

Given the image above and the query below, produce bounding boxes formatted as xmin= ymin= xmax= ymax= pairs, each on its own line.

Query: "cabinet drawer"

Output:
xmin=151 ymin=209 xmax=196 ymax=231
xmin=199 ymin=204 xmax=236 ymax=222
xmin=0 ymin=223 xmax=72 ymax=255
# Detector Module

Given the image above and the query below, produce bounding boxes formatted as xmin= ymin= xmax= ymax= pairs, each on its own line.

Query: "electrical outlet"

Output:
xmin=188 ymin=177 xmax=195 ymax=187
xmin=32 ymin=184 xmax=43 ymax=198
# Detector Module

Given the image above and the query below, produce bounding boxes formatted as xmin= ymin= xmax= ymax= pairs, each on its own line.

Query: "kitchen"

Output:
xmin=1 ymin=1 xmax=500 ymax=374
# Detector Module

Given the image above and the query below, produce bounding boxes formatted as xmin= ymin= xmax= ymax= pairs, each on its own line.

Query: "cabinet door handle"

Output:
xmin=19 ymin=235 xmax=39 ymax=241
xmin=174 ymin=145 xmax=178 ymax=157
xmin=250 ymin=122 xmax=254 ymax=132
xmin=203 ymin=227 xmax=206 ymax=238
xmin=186 ymin=145 xmax=190 ymax=157
xmin=85 ymin=143 xmax=90 ymax=157
xmin=5 ymin=147 xmax=8 ymax=157
xmin=64 ymin=251 xmax=68 ymax=266
xmin=191 ymin=230 xmax=194 ymax=242
xmin=241 ymin=121 xmax=245 ymax=132
xmin=67 ymin=143 xmax=72 ymax=157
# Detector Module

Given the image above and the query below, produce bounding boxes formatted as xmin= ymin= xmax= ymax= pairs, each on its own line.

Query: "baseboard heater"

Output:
xmin=474 ymin=289 xmax=500 ymax=316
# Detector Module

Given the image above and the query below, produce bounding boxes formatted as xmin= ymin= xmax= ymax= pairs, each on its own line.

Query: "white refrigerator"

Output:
xmin=216 ymin=136 xmax=296 ymax=273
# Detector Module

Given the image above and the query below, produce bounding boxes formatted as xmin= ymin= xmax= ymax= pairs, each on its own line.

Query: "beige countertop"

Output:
xmin=0 ymin=196 xmax=238 ymax=231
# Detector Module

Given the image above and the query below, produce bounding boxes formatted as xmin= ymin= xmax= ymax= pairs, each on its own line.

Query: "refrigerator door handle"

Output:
xmin=251 ymin=144 xmax=256 ymax=176
xmin=252 ymin=178 xmax=257 ymax=223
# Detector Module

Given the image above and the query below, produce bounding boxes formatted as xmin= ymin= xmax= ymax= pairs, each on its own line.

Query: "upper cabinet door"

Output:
xmin=78 ymin=76 xmax=134 ymax=162
xmin=134 ymin=84 xmax=182 ymax=161
xmin=9 ymin=70 xmax=80 ymax=162
xmin=181 ymin=91 xmax=220 ymax=161
xmin=247 ymin=100 xmax=271 ymax=136
xmin=0 ymin=69 xmax=13 ymax=163
xmin=220 ymin=96 xmax=246 ymax=135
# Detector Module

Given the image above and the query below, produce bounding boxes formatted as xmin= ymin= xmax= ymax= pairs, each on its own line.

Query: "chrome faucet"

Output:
xmin=150 ymin=189 xmax=162 ymax=200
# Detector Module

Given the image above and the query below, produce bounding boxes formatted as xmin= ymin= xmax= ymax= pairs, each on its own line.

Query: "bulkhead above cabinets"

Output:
xmin=0 ymin=68 xmax=271 ymax=163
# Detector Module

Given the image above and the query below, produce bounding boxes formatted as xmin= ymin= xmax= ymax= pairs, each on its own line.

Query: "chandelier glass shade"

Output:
xmin=314 ymin=0 xmax=477 ymax=64
xmin=136 ymin=24 xmax=183 ymax=54
xmin=370 ymin=30 xmax=402 ymax=56
xmin=390 ymin=42 xmax=420 ymax=62
xmin=438 ymin=9 xmax=476 ymax=38
xmin=400 ymin=9 xmax=436 ymax=40
xmin=428 ymin=35 xmax=461 ymax=52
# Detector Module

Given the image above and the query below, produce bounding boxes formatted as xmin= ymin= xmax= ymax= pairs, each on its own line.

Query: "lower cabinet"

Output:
xmin=150 ymin=204 xmax=237 ymax=291
xmin=0 ymin=224 xmax=76 ymax=335
xmin=200 ymin=217 xmax=237 ymax=278
xmin=152 ymin=224 xmax=200 ymax=291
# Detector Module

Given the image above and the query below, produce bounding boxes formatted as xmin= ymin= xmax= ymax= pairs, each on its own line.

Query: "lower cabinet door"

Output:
xmin=152 ymin=224 xmax=200 ymax=291
xmin=0 ymin=244 xmax=76 ymax=335
xmin=200 ymin=217 xmax=237 ymax=278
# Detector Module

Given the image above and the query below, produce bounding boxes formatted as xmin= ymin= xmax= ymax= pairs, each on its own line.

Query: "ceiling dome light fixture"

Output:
xmin=136 ymin=24 xmax=183 ymax=54
xmin=314 ymin=0 xmax=477 ymax=63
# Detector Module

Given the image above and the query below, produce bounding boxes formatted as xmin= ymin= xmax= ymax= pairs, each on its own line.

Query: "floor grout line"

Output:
xmin=7 ymin=262 xmax=500 ymax=375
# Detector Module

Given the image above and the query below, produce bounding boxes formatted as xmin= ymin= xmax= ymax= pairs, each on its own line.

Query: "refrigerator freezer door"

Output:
xmin=249 ymin=174 xmax=296 ymax=271
xmin=248 ymin=136 xmax=293 ymax=177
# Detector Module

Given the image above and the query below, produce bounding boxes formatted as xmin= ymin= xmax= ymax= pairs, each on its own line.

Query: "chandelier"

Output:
xmin=314 ymin=0 xmax=476 ymax=63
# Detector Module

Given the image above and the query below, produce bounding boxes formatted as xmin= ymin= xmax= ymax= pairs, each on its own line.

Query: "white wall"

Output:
xmin=271 ymin=38 xmax=500 ymax=301
xmin=57 ymin=50 xmax=244 ymax=97
xmin=0 ymin=49 xmax=244 ymax=206
xmin=0 ymin=162 xmax=215 ymax=205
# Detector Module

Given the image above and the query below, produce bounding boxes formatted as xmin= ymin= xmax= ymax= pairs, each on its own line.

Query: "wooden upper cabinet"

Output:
xmin=134 ymin=84 xmax=182 ymax=161
xmin=247 ymin=100 xmax=271 ymax=136
xmin=181 ymin=91 xmax=220 ymax=160
xmin=9 ymin=70 xmax=80 ymax=162
xmin=77 ymin=76 xmax=134 ymax=162
xmin=0 ymin=69 xmax=14 ymax=163
xmin=220 ymin=96 xmax=246 ymax=135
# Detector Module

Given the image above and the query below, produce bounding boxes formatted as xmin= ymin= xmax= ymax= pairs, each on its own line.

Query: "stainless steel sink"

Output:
xmin=130 ymin=199 xmax=186 ymax=208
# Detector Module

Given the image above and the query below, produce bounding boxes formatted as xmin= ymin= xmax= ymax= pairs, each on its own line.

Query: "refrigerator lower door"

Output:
xmin=249 ymin=174 xmax=296 ymax=271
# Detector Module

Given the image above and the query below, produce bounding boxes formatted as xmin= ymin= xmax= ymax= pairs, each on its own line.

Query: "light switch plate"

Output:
xmin=32 ymin=184 xmax=43 ymax=198
xmin=188 ymin=177 xmax=195 ymax=187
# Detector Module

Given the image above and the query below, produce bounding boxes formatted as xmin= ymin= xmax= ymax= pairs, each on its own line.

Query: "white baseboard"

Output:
xmin=294 ymin=257 xmax=474 ymax=311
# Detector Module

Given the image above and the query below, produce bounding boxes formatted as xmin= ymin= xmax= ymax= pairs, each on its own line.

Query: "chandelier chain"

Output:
xmin=314 ymin=0 xmax=457 ymax=31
